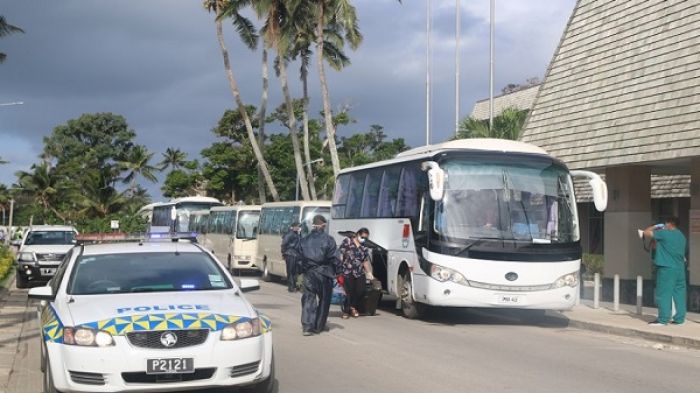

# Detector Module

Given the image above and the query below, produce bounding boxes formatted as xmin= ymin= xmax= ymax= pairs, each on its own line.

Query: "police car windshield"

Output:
xmin=68 ymin=252 xmax=233 ymax=295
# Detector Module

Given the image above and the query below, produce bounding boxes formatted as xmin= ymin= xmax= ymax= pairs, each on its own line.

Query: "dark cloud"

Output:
xmin=0 ymin=0 xmax=575 ymax=198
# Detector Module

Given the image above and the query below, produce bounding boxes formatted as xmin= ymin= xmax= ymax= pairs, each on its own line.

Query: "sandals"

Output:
xmin=350 ymin=307 xmax=360 ymax=318
xmin=341 ymin=313 xmax=350 ymax=319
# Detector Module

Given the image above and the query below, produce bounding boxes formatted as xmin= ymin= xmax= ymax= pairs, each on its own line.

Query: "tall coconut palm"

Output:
xmin=288 ymin=2 xmax=352 ymax=199
xmin=0 ymin=16 xmax=24 ymax=64
xmin=250 ymin=0 xmax=311 ymax=200
xmin=256 ymin=48 xmax=269 ymax=204
xmin=158 ymin=147 xmax=188 ymax=172
xmin=78 ymin=168 xmax=128 ymax=218
xmin=205 ymin=0 xmax=280 ymax=201
xmin=117 ymin=145 xmax=159 ymax=195
xmin=15 ymin=162 xmax=67 ymax=221
xmin=313 ymin=0 xmax=362 ymax=177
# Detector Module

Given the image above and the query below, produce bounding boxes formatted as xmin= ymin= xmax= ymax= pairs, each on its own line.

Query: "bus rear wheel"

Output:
xmin=399 ymin=272 xmax=425 ymax=319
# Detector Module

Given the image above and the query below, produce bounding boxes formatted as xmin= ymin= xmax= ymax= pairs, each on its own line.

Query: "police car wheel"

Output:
xmin=240 ymin=353 xmax=276 ymax=393
xmin=43 ymin=356 xmax=61 ymax=393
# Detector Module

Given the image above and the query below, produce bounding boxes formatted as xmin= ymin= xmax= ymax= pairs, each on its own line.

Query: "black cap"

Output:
xmin=291 ymin=221 xmax=301 ymax=227
xmin=312 ymin=215 xmax=327 ymax=225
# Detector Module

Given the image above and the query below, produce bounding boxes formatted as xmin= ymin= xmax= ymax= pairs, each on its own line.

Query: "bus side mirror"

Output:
xmin=422 ymin=161 xmax=445 ymax=201
xmin=170 ymin=206 xmax=177 ymax=221
xmin=571 ymin=170 xmax=608 ymax=212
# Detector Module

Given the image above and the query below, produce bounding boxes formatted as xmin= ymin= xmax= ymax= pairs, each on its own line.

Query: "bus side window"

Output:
xmin=378 ymin=167 xmax=401 ymax=218
xmin=360 ymin=169 xmax=382 ymax=218
xmin=346 ymin=172 xmax=367 ymax=218
xmin=332 ymin=175 xmax=351 ymax=219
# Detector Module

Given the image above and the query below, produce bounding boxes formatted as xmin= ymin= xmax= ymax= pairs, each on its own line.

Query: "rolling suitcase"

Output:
xmin=359 ymin=279 xmax=383 ymax=316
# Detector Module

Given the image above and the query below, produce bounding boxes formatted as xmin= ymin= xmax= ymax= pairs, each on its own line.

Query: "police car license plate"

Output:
xmin=147 ymin=358 xmax=194 ymax=374
xmin=40 ymin=268 xmax=56 ymax=276
xmin=496 ymin=294 xmax=521 ymax=304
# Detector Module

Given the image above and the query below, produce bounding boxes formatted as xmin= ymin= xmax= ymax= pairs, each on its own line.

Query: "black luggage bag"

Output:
xmin=359 ymin=279 xmax=383 ymax=316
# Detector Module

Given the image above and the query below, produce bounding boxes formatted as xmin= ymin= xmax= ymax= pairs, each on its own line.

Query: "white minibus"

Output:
xmin=203 ymin=205 xmax=261 ymax=271
xmin=256 ymin=201 xmax=331 ymax=281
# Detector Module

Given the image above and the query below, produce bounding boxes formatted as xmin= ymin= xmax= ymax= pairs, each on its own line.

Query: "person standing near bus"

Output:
xmin=299 ymin=215 xmax=338 ymax=336
xmin=643 ymin=217 xmax=687 ymax=326
xmin=281 ymin=221 xmax=302 ymax=292
xmin=338 ymin=228 xmax=371 ymax=318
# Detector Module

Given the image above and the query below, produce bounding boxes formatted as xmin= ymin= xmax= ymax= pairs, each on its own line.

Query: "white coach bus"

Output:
xmin=329 ymin=139 xmax=607 ymax=318
xmin=202 ymin=205 xmax=261 ymax=271
xmin=255 ymin=201 xmax=331 ymax=281
xmin=150 ymin=196 xmax=223 ymax=233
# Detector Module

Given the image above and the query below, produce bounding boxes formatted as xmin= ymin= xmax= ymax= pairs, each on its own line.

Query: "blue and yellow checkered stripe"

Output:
xmin=42 ymin=311 xmax=272 ymax=343
xmin=41 ymin=305 xmax=64 ymax=343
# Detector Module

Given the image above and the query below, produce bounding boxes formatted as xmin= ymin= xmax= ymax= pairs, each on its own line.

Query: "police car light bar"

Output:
xmin=75 ymin=232 xmax=199 ymax=244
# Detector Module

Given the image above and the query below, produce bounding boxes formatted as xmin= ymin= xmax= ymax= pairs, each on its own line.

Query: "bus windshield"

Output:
xmin=237 ymin=210 xmax=260 ymax=239
xmin=434 ymin=157 xmax=579 ymax=244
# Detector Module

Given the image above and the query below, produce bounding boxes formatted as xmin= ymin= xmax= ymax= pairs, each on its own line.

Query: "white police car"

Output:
xmin=29 ymin=237 xmax=275 ymax=393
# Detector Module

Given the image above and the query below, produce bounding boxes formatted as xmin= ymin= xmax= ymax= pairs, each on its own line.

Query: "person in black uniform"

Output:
xmin=281 ymin=221 xmax=302 ymax=292
xmin=299 ymin=215 xmax=338 ymax=336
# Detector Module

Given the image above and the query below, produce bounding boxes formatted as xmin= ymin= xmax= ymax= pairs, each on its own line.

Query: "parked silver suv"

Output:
xmin=16 ymin=225 xmax=77 ymax=288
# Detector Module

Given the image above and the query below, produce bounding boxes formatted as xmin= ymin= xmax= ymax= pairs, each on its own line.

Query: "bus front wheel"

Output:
xmin=261 ymin=261 xmax=272 ymax=282
xmin=399 ymin=272 xmax=425 ymax=319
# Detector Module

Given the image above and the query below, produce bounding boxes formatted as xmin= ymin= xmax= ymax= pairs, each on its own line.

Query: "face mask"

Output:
xmin=358 ymin=237 xmax=367 ymax=244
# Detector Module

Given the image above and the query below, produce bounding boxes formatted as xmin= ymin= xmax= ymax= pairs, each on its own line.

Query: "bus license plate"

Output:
xmin=497 ymin=294 xmax=521 ymax=304
xmin=40 ymin=268 xmax=56 ymax=276
xmin=147 ymin=358 xmax=194 ymax=374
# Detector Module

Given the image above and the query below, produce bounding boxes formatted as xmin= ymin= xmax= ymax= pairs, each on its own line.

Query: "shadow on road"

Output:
xmin=375 ymin=297 xmax=571 ymax=329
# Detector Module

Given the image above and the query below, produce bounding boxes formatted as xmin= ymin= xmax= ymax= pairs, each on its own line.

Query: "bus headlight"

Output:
xmin=221 ymin=318 xmax=261 ymax=340
xmin=552 ymin=272 xmax=579 ymax=289
xmin=430 ymin=264 xmax=469 ymax=286
xmin=64 ymin=327 xmax=114 ymax=347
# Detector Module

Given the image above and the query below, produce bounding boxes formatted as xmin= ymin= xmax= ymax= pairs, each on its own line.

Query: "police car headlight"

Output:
xmin=221 ymin=318 xmax=261 ymax=340
xmin=64 ymin=327 xmax=114 ymax=347
xmin=430 ymin=264 xmax=469 ymax=286
xmin=552 ymin=271 xmax=579 ymax=289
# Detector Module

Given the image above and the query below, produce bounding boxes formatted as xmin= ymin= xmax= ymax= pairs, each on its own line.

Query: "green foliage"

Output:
xmin=582 ymin=253 xmax=604 ymax=278
xmin=0 ymin=15 xmax=24 ymax=64
xmin=162 ymin=165 xmax=204 ymax=199
xmin=457 ymin=107 xmax=529 ymax=141
xmin=76 ymin=213 xmax=148 ymax=234
xmin=0 ymin=245 xmax=14 ymax=281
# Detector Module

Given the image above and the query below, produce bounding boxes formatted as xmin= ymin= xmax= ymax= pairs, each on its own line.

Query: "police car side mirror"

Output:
xmin=239 ymin=279 xmax=260 ymax=293
xmin=28 ymin=286 xmax=55 ymax=302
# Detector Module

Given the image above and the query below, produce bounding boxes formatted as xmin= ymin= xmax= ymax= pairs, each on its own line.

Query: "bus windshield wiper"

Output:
xmin=454 ymin=237 xmax=502 ymax=256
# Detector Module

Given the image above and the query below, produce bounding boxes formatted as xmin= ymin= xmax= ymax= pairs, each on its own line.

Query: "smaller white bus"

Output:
xmin=255 ymin=201 xmax=331 ymax=281
xmin=202 ymin=205 xmax=261 ymax=271
xmin=188 ymin=210 xmax=210 ymax=244
xmin=150 ymin=196 xmax=223 ymax=233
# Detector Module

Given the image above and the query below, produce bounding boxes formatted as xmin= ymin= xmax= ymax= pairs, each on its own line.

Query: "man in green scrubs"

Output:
xmin=643 ymin=217 xmax=687 ymax=325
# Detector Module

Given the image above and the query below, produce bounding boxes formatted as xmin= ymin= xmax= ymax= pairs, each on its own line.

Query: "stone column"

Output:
xmin=688 ymin=158 xmax=700 ymax=311
xmin=603 ymin=166 xmax=652 ymax=303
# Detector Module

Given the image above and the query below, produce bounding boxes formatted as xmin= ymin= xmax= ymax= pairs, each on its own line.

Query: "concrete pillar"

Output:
xmin=603 ymin=166 xmax=652 ymax=280
xmin=689 ymin=158 xmax=700 ymax=288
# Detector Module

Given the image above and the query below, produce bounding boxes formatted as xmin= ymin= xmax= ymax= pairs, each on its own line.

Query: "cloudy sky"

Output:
xmin=0 ymin=0 xmax=576 ymax=198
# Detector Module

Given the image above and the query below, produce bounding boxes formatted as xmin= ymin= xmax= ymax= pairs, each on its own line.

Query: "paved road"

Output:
xmin=3 ymin=278 xmax=700 ymax=393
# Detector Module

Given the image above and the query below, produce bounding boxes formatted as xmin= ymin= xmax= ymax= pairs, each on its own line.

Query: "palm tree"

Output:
xmin=78 ymin=168 xmax=128 ymax=218
xmin=15 ymin=162 xmax=67 ymax=221
xmin=205 ymin=0 xmax=280 ymax=201
xmin=256 ymin=47 xmax=269 ymax=204
xmin=313 ymin=0 xmax=362 ymax=178
xmin=289 ymin=2 xmax=352 ymax=199
xmin=251 ymin=0 xmax=311 ymax=200
xmin=457 ymin=107 xmax=528 ymax=140
xmin=0 ymin=16 xmax=24 ymax=64
xmin=117 ymin=145 xmax=159 ymax=194
xmin=158 ymin=147 xmax=188 ymax=172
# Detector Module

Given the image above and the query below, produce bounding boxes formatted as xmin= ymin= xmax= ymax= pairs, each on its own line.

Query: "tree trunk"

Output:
xmin=257 ymin=48 xmax=269 ymax=204
xmin=277 ymin=57 xmax=311 ymax=201
xmin=316 ymin=2 xmax=342 ymax=177
xmin=302 ymin=72 xmax=318 ymax=200
xmin=215 ymin=19 xmax=279 ymax=201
